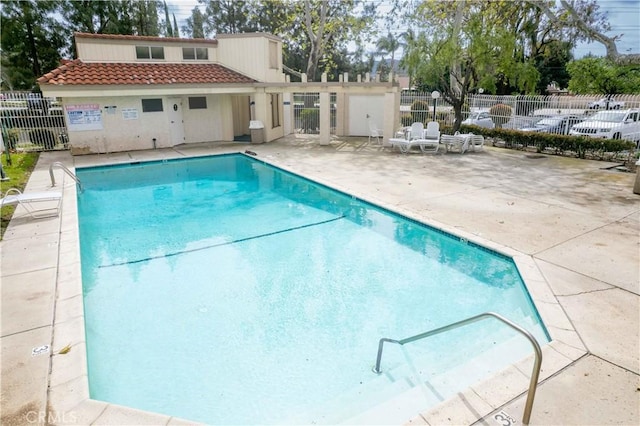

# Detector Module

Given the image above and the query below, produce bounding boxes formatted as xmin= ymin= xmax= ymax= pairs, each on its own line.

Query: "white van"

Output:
xmin=569 ymin=109 xmax=640 ymax=143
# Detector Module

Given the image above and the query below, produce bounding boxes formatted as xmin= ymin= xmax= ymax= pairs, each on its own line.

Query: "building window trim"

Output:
xmin=188 ymin=96 xmax=207 ymax=109
xmin=142 ymin=98 xmax=163 ymax=112
xmin=136 ymin=45 xmax=165 ymax=60
xmin=182 ymin=47 xmax=208 ymax=61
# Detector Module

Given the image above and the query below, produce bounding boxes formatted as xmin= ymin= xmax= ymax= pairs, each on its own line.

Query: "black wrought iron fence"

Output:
xmin=1 ymin=92 xmax=68 ymax=151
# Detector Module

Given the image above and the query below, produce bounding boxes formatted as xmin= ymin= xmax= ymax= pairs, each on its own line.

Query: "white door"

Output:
xmin=168 ymin=98 xmax=185 ymax=146
xmin=348 ymin=95 xmax=385 ymax=136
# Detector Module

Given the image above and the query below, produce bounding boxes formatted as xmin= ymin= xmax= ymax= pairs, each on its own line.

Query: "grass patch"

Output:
xmin=1 ymin=151 xmax=40 ymax=239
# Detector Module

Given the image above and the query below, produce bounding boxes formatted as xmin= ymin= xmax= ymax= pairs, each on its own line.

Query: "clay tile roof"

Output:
xmin=37 ymin=59 xmax=256 ymax=86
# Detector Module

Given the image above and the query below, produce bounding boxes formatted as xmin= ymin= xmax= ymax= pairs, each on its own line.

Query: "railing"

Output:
xmin=49 ymin=162 xmax=82 ymax=191
xmin=399 ymin=92 xmax=640 ymax=129
xmin=1 ymin=91 xmax=68 ymax=152
xmin=372 ymin=312 xmax=542 ymax=425
xmin=292 ymin=92 xmax=336 ymax=134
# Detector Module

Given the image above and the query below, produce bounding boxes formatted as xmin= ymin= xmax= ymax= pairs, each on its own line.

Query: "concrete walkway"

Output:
xmin=1 ymin=135 xmax=638 ymax=425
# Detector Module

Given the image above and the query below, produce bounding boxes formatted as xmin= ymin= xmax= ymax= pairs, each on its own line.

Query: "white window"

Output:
xmin=136 ymin=46 xmax=165 ymax=60
xmin=183 ymin=47 xmax=208 ymax=60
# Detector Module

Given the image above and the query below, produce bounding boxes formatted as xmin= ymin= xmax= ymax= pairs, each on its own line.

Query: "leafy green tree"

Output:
xmin=534 ymin=40 xmax=573 ymax=93
xmin=199 ymin=0 xmax=254 ymax=34
xmin=133 ymin=0 xmax=160 ymax=36
xmin=299 ymin=0 xmax=376 ymax=80
xmin=567 ymin=57 xmax=640 ymax=95
xmin=172 ymin=13 xmax=179 ymax=37
xmin=0 ymin=0 xmax=65 ymax=90
xmin=376 ymin=32 xmax=400 ymax=74
xmin=403 ymin=1 xmax=539 ymax=130
xmin=163 ymin=0 xmax=173 ymax=37
xmin=182 ymin=6 xmax=206 ymax=38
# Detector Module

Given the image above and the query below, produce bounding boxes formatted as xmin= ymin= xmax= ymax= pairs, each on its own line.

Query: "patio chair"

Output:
xmin=368 ymin=119 xmax=383 ymax=145
xmin=0 ymin=188 xmax=62 ymax=219
xmin=440 ymin=133 xmax=469 ymax=154
xmin=409 ymin=122 xmax=425 ymax=140
xmin=418 ymin=121 xmax=440 ymax=154
xmin=468 ymin=134 xmax=485 ymax=152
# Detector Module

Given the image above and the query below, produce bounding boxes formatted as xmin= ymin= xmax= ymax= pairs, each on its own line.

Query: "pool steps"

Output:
xmin=279 ymin=333 xmax=534 ymax=424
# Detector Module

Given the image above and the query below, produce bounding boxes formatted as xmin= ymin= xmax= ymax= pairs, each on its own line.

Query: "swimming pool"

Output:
xmin=77 ymin=153 xmax=549 ymax=425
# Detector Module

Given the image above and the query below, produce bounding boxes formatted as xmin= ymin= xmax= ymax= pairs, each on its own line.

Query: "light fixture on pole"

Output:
xmin=431 ymin=90 xmax=440 ymax=121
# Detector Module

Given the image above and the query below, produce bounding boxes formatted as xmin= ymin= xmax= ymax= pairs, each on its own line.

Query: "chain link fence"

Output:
xmin=1 ymin=92 xmax=68 ymax=152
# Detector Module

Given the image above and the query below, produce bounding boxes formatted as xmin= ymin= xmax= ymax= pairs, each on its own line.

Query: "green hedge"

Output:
xmin=457 ymin=124 xmax=636 ymax=159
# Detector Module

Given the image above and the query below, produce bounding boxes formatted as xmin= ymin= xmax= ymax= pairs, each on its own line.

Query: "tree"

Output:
xmin=133 ymin=0 xmax=160 ymax=36
xmin=163 ymin=0 xmax=173 ymax=37
xmin=376 ymin=32 xmax=400 ymax=75
xmin=0 ymin=0 xmax=65 ymax=90
xmin=199 ymin=0 xmax=255 ymax=35
xmin=530 ymin=0 xmax=640 ymax=65
xmin=567 ymin=57 xmax=640 ymax=95
xmin=301 ymin=0 xmax=377 ymax=80
xmin=182 ymin=6 xmax=206 ymax=38
xmin=403 ymin=1 xmax=539 ymax=130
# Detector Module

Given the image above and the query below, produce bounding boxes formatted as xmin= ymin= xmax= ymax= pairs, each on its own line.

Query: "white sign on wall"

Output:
xmin=65 ymin=104 xmax=103 ymax=131
xmin=122 ymin=108 xmax=139 ymax=120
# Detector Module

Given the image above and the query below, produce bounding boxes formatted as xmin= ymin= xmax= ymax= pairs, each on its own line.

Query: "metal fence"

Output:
xmin=1 ymin=91 xmax=68 ymax=152
xmin=400 ymin=92 xmax=640 ymax=132
xmin=293 ymin=92 xmax=337 ymax=134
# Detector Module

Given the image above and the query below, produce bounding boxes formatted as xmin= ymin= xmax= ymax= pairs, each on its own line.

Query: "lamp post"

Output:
xmin=431 ymin=90 xmax=440 ymax=121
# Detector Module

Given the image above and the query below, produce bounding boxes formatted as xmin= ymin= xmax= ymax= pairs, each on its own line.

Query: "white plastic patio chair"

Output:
xmin=468 ymin=134 xmax=485 ymax=152
xmin=418 ymin=121 xmax=440 ymax=154
xmin=409 ymin=122 xmax=424 ymax=140
xmin=1 ymin=188 xmax=62 ymax=219
xmin=368 ymin=119 xmax=383 ymax=145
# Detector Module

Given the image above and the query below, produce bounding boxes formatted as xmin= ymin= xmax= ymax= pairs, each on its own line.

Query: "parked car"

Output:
xmin=569 ymin=109 xmax=640 ymax=142
xmin=462 ymin=111 xmax=495 ymax=128
xmin=27 ymin=93 xmax=50 ymax=114
xmin=519 ymin=115 xmax=585 ymax=135
xmin=587 ymin=97 xmax=625 ymax=110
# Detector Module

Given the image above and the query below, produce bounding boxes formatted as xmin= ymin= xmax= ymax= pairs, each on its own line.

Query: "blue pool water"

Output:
xmin=77 ymin=154 xmax=549 ymax=425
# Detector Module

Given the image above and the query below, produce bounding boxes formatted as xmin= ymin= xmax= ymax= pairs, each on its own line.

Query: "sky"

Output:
xmin=167 ymin=0 xmax=640 ymax=59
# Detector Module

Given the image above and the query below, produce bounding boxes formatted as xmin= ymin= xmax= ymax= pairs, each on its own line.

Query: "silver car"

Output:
xmin=520 ymin=115 xmax=584 ymax=135
xmin=462 ymin=111 xmax=495 ymax=129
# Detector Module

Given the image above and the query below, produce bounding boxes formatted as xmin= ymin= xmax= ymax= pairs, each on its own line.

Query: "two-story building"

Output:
xmin=37 ymin=32 xmax=286 ymax=154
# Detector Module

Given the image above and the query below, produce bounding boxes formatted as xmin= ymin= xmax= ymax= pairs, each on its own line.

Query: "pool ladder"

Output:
xmin=50 ymin=162 xmax=83 ymax=191
xmin=373 ymin=312 xmax=542 ymax=425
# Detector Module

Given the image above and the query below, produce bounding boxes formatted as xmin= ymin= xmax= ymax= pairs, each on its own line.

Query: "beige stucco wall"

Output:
xmin=62 ymin=95 xmax=235 ymax=154
xmin=76 ymin=37 xmax=218 ymax=63
xmin=216 ymin=34 xmax=284 ymax=83
xmin=182 ymin=94 xmax=234 ymax=143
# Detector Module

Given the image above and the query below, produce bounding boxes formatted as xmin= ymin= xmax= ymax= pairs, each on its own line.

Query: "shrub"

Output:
xmin=28 ymin=128 xmax=56 ymax=149
xmin=489 ymin=103 xmax=513 ymax=128
xmin=400 ymin=113 xmax=413 ymax=127
xmin=300 ymin=108 xmax=319 ymax=133
xmin=1 ymin=128 xmax=20 ymax=150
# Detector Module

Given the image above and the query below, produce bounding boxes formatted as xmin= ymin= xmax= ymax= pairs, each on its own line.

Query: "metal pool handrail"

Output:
xmin=372 ymin=311 xmax=542 ymax=425
xmin=49 ymin=161 xmax=83 ymax=191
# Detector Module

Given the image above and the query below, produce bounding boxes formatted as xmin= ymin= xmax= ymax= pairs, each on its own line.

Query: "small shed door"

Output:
xmin=348 ymin=95 xmax=385 ymax=136
xmin=168 ymin=98 xmax=185 ymax=146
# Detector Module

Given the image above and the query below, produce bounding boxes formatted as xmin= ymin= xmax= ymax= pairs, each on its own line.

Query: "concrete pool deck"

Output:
xmin=1 ymin=134 xmax=638 ymax=425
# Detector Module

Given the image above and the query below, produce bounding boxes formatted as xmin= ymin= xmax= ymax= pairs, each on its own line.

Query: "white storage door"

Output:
xmin=348 ymin=95 xmax=385 ymax=136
